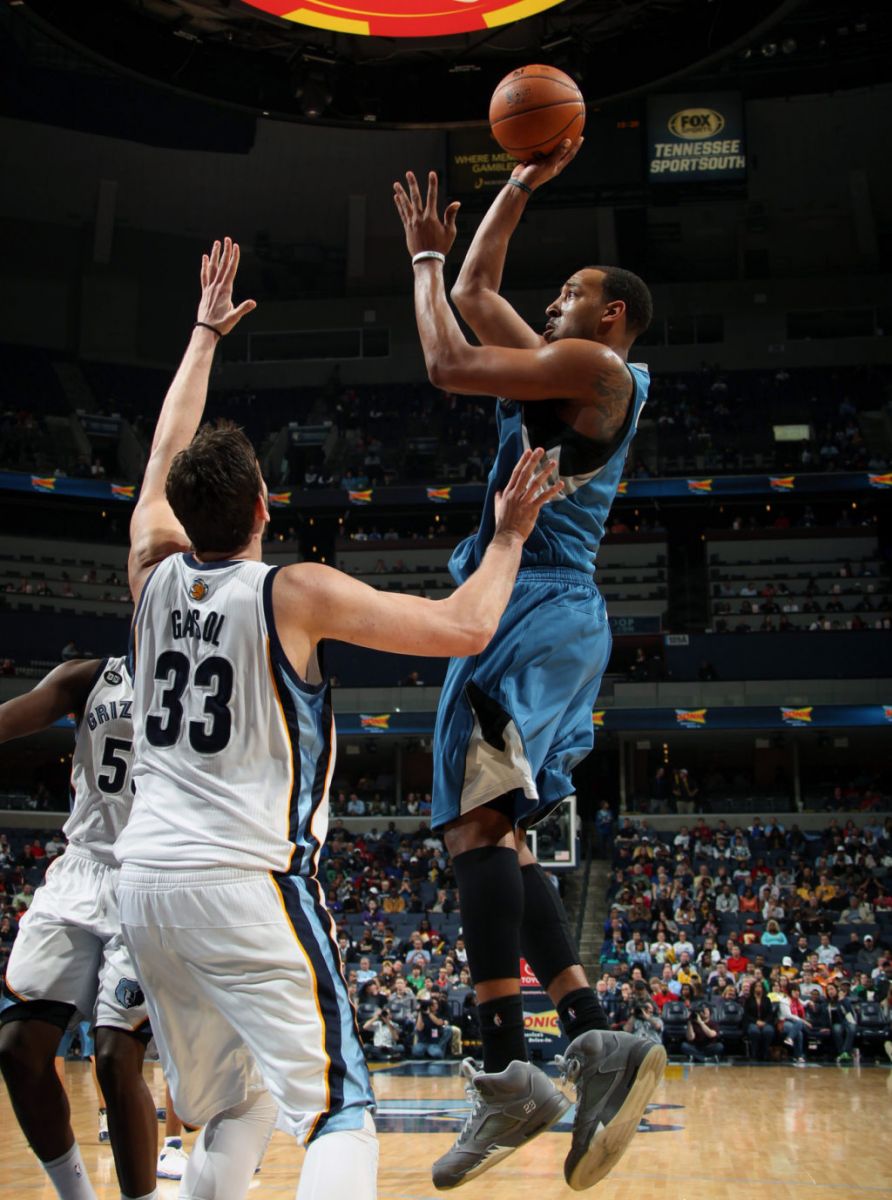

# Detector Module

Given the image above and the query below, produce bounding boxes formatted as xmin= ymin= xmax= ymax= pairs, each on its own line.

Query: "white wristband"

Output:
xmin=412 ymin=251 xmax=446 ymax=266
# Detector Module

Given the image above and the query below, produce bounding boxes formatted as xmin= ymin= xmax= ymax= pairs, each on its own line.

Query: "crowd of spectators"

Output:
xmin=592 ymin=812 xmax=892 ymax=1063
xmin=4 ymin=810 xmax=892 ymax=1067
xmin=712 ymin=560 xmax=891 ymax=635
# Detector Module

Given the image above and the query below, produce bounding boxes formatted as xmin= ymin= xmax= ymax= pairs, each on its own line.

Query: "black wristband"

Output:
xmin=507 ymin=178 xmax=532 ymax=195
xmin=194 ymin=321 xmax=223 ymax=339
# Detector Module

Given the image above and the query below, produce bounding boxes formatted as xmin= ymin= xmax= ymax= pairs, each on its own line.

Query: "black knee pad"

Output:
xmin=519 ymin=862 xmax=579 ymax=990
xmin=451 ymin=846 xmax=524 ymax=984
xmin=0 ymin=999 xmax=75 ymax=1033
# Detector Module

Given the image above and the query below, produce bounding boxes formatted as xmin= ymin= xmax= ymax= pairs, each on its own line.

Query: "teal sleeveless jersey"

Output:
xmin=449 ymin=362 xmax=650 ymax=582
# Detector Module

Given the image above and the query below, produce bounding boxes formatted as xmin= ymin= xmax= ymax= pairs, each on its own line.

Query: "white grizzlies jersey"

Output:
xmin=65 ymin=655 xmax=135 ymax=865
xmin=116 ymin=553 xmax=334 ymax=874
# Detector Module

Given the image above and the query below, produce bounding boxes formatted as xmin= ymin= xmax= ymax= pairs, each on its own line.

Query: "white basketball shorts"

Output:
xmin=4 ymin=849 xmax=149 ymax=1034
xmin=117 ymin=865 xmax=375 ymax=1144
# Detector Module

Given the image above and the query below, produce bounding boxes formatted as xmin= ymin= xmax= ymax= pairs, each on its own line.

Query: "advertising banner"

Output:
xmin=2 ymin=469 xmax=882 ymax=511
xmin=448 ymin=129 xmax=516 ymax=196
xmin=647 ymin=93 xmax=745 ymax=182
xmin=520 ymin=958 xmax=568 ymax=1060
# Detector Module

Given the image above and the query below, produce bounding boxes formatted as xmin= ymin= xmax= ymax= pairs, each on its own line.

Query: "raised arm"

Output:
xmin=393 ymin=171 xmax=630 ymax=432
xmin=450 ymin=140 xmax=582 ymax=349
xmin=274 ymin=449 xmax=561 ymax=664
xmin=0 ymin=659 xmax=102 ymax=743
xmin=128 ymin=238 xmax=256 ymax=604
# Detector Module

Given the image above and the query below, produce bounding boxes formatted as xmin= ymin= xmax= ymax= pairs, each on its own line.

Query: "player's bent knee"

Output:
xmin=94 ymin=1028 xmax=144 ymax=1092
xmin=0 ymin=1005 xmax=68 ymax=1074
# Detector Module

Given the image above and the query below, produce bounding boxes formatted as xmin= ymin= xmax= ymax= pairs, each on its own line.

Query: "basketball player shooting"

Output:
xmin=113 ymin=238 xmax=562 ymax=1200
xmin=393 ymin=150 xmax=665 ymax=1192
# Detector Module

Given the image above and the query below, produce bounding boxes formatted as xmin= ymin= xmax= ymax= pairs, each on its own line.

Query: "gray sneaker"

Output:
xmin=556 ymin=1030 xmax=667 ymax=1192
xmin=432 ymin=1057 xmax=571 ymax=1190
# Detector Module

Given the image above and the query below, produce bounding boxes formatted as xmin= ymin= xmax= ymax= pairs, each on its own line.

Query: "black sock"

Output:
xmin=478 ymin=995 xmax=527 ymax=1073
xmin=557 ymin=987 xmax=608 ymax=1040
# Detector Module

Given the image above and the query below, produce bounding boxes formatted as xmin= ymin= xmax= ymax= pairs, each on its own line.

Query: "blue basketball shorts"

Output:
xmin=432 ymin=567 xmax=611 ymax=829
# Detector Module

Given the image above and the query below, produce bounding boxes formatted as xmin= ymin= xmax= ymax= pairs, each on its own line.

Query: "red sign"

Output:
xmin=240 ymin=1 xmax=569 ymax=37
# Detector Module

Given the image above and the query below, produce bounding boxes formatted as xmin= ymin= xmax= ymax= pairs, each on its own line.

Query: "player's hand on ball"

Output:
xmin=511 ymin=137 xmax=583 ymax=192
xmin=393 ymin=170 xmax=460 ymax=259
xmin=196 ymin=237 xmax=257 ymax=337
xmin=493 ymin=448 xmax=564 ymax=542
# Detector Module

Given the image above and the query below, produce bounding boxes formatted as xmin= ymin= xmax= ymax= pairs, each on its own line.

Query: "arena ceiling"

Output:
xmin=5 ymin=0 xmax=892 ymax=127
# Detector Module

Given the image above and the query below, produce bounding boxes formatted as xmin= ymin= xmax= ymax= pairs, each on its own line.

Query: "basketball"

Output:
xmin=489 ymin=64 xmax=586 ymax=161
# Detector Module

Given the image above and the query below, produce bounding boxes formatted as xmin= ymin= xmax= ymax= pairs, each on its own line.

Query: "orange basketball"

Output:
xmin=489 ymin=64 xmax=585 ymax=161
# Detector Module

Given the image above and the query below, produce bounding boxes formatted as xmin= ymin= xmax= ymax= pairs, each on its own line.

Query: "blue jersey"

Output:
xmin=449 ymin=362 xmax=649 ymax=581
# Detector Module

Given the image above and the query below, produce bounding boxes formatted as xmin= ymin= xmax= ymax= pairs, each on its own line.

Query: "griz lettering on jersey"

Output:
xmin=170 ymin=608 xmax=226 ymax=646
xmin=86 ymin=699 xmax=133 ymax=731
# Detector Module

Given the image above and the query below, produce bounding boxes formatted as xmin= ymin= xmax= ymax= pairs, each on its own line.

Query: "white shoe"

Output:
xmin=98 ymin=1108 xmax=109 ymax=1144
xmin=157 ymin=1137 xmax=190 ymax=1180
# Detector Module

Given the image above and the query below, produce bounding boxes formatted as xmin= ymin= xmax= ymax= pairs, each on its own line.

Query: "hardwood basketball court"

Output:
xmin=4 ymin=1060 xmax=891 ymax=1199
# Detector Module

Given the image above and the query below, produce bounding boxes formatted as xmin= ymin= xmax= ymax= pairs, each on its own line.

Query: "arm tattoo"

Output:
xmin=590 ymin=370 xmax=633 ymax=440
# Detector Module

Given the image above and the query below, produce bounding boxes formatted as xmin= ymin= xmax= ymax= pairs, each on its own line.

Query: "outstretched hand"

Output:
xmin=494 ymin=448 xmax=564 ymax=542
xmin=196 ymin=237 xmax=257 ymax=336
xmin=511 ymin=137 xmax=584 ymax=192
xmin=393 ymin=170 xmax=461 ymax=259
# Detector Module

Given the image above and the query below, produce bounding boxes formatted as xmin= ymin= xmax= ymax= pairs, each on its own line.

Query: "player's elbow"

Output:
xmin=426 ymin=354 xmax=469 ymax=394
xmin=453 ymin=616 xmax=497 ymax=657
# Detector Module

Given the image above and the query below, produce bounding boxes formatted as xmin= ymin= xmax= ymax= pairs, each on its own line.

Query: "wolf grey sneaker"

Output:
xmin=432 ymin=1057 xmax=571 ymax=1190
xmin=556 ymin=1030 xmax=667 ymax=1192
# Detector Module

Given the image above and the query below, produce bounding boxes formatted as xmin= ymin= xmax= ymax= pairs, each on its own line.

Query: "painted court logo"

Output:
xmin=239 ymin=1 xmax=569 ymax=37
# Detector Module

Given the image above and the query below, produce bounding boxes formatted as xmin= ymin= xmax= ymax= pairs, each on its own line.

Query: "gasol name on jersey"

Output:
xmin=170 ymin=608 xmax=226 ymax=646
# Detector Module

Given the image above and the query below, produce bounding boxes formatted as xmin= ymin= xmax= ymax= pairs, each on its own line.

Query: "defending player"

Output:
xmin=113 ymin=239 xmax=562 ymax=1200
xmin=393 ymin=150 xmax=666 ymax=1192
xmin=0 ymin=656 xmax=158 ymax=1200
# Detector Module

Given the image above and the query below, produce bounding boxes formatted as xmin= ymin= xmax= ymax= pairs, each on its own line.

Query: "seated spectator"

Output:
xmin=739 ymin=887 xmax=760 ymax=913
xmin=361 ymin=1005 xmax=405 ymax=1060
xmin=726 ymin=943 xmax=749 ymax=977
xmin=680 ymin=1003 xmax=724 ymax=1062
xmin=776 ymin=982 xmax=809 ymax=1065
xmin=743 ymin=980 xmax=776 ymax=1060
xmin=840 ymin=897 xmax=873 ymax=921
xmin=623 ymin=997 xmax=664 ymax=1046
xmin=388 ymin=976 xmax=418 ymax=1045
xmin=413 ymin=995 xmax=452 ymax=1059
xmin=673 ymin=930 xmax=695 ymax=960
xmin=761 ymin=919 xmax=788 ymax=946
xmin=650 ymin=930 xmax=676 ymax=966
xmin=357 ymin=980 xmax=384 ymax=1032
xmin=825 ymin=981 xmax=857 ymax=1063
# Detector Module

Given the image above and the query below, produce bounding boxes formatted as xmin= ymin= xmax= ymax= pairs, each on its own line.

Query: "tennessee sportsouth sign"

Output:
xmin=239 ymin=0 xmax=569 ymax=37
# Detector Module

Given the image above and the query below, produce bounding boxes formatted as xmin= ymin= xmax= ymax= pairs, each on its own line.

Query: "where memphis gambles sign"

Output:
xmin=647 ymin=93 xmax=746 ymax=182
xmin=238 ymin=0 xmax=569 ymax=37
